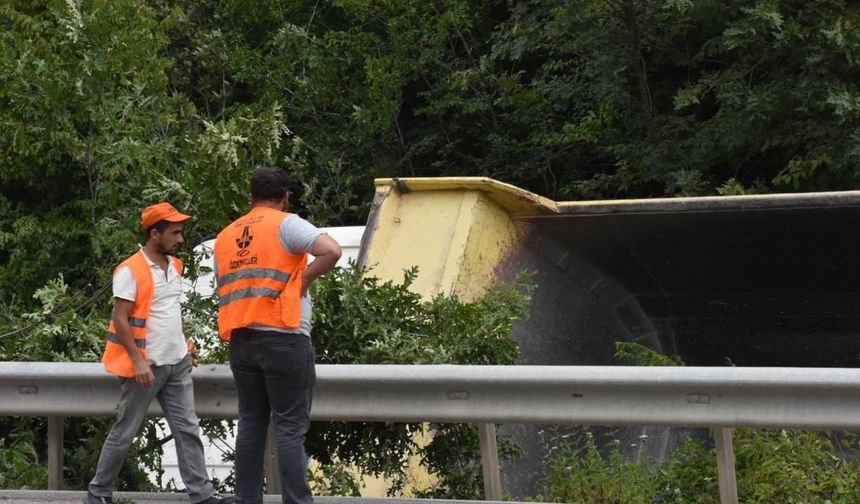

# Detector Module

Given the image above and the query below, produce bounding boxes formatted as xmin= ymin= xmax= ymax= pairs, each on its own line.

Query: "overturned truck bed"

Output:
xmin=358 ymin=177 xmax=860 ymax=494
xmin=361 ymin=178 xmax=860 ymax=368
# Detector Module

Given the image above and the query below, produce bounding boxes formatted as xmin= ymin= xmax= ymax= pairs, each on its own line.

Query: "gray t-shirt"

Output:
xmin=219 ymin=214 xmax=323 ymax=336
xmin=274 ymin=214 xmax=323 ymax=335
xmin=278 ymin=214 xmax=323 ymax=256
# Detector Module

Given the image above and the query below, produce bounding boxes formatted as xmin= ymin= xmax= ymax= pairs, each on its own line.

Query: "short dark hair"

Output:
xmin=250 ymin=167 xmax=290 ymax=202
xmin=144 ymin=220 xmax=172 ymax=241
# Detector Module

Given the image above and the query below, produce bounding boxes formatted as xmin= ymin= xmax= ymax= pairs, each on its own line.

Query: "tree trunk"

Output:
xmin=621 ymin=0 xmax=655 ymax=136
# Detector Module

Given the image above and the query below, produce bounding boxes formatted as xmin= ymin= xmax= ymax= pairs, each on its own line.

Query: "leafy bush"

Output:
xmin=538 ymin=343 xmax=860 ymax=503
xmin=0 ymin=435 xmax=47 ymax=489
xmin=540 ymin=427 xmax=860 ymax=504
xmin=306 ymin=264 xmax=532 ymax=498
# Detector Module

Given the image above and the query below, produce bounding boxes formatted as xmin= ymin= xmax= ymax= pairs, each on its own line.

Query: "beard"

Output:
xmin=156 ymin=242 xmax=180 ymax=255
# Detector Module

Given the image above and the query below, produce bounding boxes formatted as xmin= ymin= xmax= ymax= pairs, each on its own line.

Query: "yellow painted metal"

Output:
xmin=454 ymin=193 xmax=520 ymax=300
xmin=363 ymin=177 xmax=554 ymax=301
xmin=376 ymin=176 xmax=558 ymax=216
xmin=365 ymin=189 xmax=475 ymax=296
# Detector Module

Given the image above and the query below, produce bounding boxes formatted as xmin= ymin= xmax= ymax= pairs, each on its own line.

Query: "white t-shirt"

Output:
xmin=113 ymin=250 xmax=188 ymax=366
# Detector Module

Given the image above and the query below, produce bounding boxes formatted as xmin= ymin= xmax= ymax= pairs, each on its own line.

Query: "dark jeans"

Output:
xmin=229 ymin=328 xmax=316 ymax=504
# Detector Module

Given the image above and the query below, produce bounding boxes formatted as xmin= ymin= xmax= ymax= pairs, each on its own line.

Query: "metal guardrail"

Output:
xmin=3 ymin=363 xmax=860 ymax=504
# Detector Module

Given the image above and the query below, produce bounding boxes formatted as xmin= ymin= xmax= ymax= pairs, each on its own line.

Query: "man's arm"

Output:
xmin=113 ymin=299 xmax=154 ymax=387
xmin=301 ymin=234 xmax=342 ymax=296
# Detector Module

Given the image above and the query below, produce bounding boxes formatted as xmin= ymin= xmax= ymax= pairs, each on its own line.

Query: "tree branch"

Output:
xmin=620 ymin=0 xmax=655 ymax=136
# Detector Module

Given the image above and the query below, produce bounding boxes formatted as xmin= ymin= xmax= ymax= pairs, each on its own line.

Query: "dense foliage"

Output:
xmin=540 ymin=427 xmax=860 ymax=504
xmin=3 ymin=0 xmax=860 ymax=309
xmin=539 ymin=343 xmax=860 ymax=503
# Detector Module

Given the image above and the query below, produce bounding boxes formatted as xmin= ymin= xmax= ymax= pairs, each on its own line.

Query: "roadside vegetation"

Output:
xmin=2 ymin=0 xmax=860 ymax=497
xmin=537 ymin=344 xmax=860 ymax=503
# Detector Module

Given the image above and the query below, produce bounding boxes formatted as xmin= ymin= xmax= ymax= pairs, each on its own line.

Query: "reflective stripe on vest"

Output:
xmin=128 ymin=317 xmax=147 ymax=328
xmin=217 ymin=268 xmax=291 ymax=288
xmin=106 ymin=331 xmax=147 ymax=348
xmin=218 ymin=287 xmax=282 ymax=307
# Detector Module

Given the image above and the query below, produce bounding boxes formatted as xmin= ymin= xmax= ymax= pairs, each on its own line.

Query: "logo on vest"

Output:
xmin=236 ymin=226 xmax=254 ymax=249
xmin=231 ymin=226 xmax=258 ymax=267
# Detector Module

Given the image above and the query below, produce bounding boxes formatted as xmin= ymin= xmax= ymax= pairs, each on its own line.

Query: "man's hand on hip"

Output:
xmin=187 ymin=339 xmax=199 ymax=371
xmin=302 ymin=234 xmax=342 ymax=295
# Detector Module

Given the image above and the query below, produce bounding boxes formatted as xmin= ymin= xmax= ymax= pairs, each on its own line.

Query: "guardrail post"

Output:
xmin=478 ymin=422 xmax=501 ymax=500
xmin=47 ymin=416 xmax=64 ymax=490
xmin=264 ymin=422 xmax=281 ymax=495
xmin=715 ymin=426 xmax=738 ymax=504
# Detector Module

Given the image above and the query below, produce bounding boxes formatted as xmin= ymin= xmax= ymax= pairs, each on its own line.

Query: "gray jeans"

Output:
xmin=229 ymin=329 xmax=316 ymax=504
xmin=89 ymin=354 xmax=215 ymax=503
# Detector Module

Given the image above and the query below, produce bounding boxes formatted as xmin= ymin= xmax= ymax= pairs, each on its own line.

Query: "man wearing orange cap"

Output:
xmin=85 ymin=203 xmax=236 ymax=504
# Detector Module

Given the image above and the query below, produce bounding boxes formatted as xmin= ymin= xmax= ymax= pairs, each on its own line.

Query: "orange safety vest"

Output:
xmin=101 ymin=250 xmax=183 ymax=377
xmin=214 ymin=207 xmax=307 ymax=341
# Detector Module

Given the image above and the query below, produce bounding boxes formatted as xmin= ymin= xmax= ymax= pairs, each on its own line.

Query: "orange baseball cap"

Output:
xmin=141 ymin=202 xmax=192 ymax=229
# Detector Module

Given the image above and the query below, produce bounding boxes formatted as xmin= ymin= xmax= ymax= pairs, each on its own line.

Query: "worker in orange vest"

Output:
xmin=86 ymin=203 xmax=237 ymax=504
xmin=214 ymin=167 xmax=341 ymax=504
